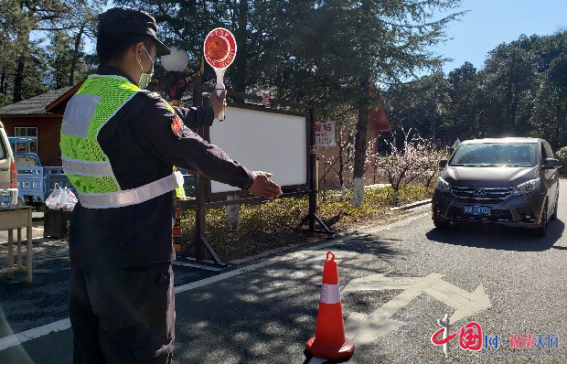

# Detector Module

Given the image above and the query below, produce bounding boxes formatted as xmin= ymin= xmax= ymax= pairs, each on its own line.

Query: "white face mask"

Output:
xmin=136 ymin=46 xmax=154 ymax=89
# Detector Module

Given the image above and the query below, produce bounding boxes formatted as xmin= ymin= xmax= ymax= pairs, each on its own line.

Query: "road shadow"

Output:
xmin=0 ymin=242 xmax=71 ymax=337
xmin=339 ymin=234 xmax=403 ymax=268
xmin=425 ymin=218 xmax=565 ymax=252
xmin=170 ymin=235 xmax=402 ymax=364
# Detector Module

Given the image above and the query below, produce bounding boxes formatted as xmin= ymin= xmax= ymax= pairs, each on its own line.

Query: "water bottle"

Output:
xmin=1 ymin=190 xmax=10 ymax=210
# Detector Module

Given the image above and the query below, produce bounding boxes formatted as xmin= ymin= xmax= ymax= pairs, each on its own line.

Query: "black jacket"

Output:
xmin=68 ymin=65 xmax=254 ymax=271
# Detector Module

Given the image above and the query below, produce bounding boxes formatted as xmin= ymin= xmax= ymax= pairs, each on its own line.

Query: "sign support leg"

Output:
xmin=179 ymin=76 xmax=227 ymax=268
xmin=300 ymin=100 xmax=334 ymax=235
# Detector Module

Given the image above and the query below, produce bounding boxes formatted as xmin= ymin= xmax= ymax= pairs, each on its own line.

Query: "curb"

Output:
xmin=390 ymin=199 xmax=432 ymax=211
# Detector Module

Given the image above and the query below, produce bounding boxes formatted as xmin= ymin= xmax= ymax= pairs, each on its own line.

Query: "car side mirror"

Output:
xmin=544 ymin=158 xmax=562 ymax=169
xmin=438 ymin=160 xmax=448 ymax=168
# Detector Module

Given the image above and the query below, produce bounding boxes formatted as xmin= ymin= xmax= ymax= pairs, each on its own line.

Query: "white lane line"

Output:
xmin=172 ymin=260 xmax=224 ymax=272
xmin=0 ymin=212 xmax=429 ymax=352
xmin=174 ymin=259 xmax=276 ymax=295
xmin=0 ymin=319 xmax=70 ymax=352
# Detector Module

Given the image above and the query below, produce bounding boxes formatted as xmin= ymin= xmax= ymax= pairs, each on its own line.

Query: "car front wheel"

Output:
xmin=532 ymin=202 xmax=548 ymax=238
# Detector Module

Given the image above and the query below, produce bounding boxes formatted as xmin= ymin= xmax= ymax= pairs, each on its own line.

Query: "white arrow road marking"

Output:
xmin=346 ymin=316 xmax=406 ymax=346
xmin=345 ymin=273 xmax=443 ymax=345
xmin=425 ymin=282 xmax=491 ymax=323
xmin=342 ymin=272 xmax=426 ymax=294
xmin=343 ymin=273 xmax=491 ymax=346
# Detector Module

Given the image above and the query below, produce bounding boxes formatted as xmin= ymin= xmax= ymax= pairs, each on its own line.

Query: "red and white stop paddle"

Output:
xmin=204 ymin=27 xmax=237 ymax=121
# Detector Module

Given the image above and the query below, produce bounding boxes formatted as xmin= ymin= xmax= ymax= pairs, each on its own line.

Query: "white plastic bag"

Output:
xmin=62 ymin=187 xmax=78 ymax=211
xmin=45 ymin=184 xmax=77 ymax=211
xmin=45 ymin=184 xmax=63 ymax=210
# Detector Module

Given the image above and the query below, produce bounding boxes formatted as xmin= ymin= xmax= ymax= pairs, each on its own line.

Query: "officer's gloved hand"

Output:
xmin=210 ymin=89 xmax=227 ymax=119
xmin=248 ymin=171 xmax=282 ymax=200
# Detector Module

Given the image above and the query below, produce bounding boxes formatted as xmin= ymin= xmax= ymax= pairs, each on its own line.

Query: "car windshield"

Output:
xmin=449 ymin=143 xmax=537 ymax=167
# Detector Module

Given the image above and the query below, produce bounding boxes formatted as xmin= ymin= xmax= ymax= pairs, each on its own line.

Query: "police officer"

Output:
xmin=62 ymin=8 xmax=282 ymax=363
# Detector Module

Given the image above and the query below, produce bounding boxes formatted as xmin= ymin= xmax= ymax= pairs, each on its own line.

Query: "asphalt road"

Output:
xmin=0 ymin=180 xmax=566 ymax=363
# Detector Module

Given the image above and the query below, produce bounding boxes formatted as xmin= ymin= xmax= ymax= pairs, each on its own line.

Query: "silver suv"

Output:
xmin=432 ymin=138 xmax=562 ymax=237
xmin=0 ymin=120 xmax=19 ymax=205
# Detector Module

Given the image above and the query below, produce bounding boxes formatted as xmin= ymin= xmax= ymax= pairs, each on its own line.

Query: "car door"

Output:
xmin=0 ymin=122 xmax=12 ymax=191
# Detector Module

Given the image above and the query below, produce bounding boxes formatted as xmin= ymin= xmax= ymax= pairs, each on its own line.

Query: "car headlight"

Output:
xmin=512 ymin=178 xmax=540 ymax=196
xmin=435 ymin=177 xmax=451 ymax=194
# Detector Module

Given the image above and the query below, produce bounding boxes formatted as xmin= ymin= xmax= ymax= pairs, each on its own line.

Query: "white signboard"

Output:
xmin=315 ymin=121 xmax=336 ymax=146
xmin=209 ymin=106 xmax=308 ymax=194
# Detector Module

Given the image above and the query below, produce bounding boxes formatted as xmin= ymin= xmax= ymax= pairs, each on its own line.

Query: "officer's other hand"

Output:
xmin=248 ymin=171 xmax=282 ymax=200
xmin=210 ymin=89 xmax=227 ymax=119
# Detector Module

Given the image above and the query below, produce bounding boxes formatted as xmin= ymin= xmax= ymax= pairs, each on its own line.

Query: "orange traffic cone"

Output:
xmin=306 ymin=251 xmax=355 ymax=361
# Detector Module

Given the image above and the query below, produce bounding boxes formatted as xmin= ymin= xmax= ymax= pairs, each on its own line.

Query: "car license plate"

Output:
xmin=464 ymin=206 xmax=491 ymax=215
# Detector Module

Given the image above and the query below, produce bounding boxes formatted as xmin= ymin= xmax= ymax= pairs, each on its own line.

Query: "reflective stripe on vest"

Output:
xmin=78 ymin=171 xmax=184 ymax=209
xmin=62 ymin=157 xmax=115 ymax=177
xmin=61 ymin=75 xmax=184 ymax=209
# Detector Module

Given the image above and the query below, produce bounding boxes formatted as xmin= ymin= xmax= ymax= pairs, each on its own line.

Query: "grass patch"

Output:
xmin=180 ymin=184 xmax=431 ymax=262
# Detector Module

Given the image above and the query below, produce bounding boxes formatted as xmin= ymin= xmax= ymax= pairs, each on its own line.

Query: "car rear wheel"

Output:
xmin=433 ymin=219 xmax=451 ymax=229
xmin=532 ymin=202 xmax=548 ymax=238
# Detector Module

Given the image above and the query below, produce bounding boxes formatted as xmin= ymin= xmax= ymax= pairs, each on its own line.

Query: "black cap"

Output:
xmin=97 ymin=8 xmax=171 ymax=57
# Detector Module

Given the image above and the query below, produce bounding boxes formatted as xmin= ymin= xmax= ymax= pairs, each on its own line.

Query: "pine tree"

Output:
xmin=116 ymin=0 xmax=464 ymax=208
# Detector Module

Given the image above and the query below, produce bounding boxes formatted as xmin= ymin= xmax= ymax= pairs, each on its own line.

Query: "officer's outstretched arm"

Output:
xmin=137 ymin=96 xmax=255 ymax=191
xmin=138 ymin=97 xmax=282 ymax=199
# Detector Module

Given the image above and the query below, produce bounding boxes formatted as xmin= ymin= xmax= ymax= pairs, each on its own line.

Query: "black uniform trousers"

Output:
xmin=69 ymin=263 xmax=175 ymax=363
